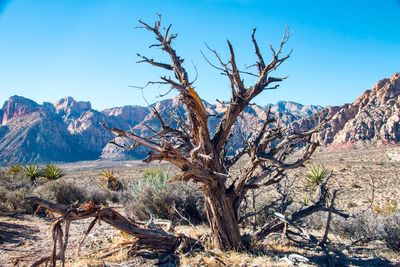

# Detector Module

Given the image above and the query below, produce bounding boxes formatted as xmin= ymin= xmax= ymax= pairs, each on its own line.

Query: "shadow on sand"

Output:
xmin=0 ymin=219 xmax=39 ymax=246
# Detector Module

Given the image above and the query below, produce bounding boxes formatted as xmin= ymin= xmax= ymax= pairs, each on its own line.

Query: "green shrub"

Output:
xmin=124 ymin=168 xmax=206 ymax=224
xmin=23 ymin=165 xmax=41 ymax=184
xmin=41 ymin=164 xmax=65 ymax=180
xmin=131 ymin=168 xmax=170 ymax=195
xmin=306 ymin=164 xmax=329 ymax=187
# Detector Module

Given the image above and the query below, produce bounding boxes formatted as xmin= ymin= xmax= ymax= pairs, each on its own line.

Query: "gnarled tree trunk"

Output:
xmin=100 ymin=16 xmax=324 ymax=253
xmin=204 ymin=186 xmax=242 ymax=250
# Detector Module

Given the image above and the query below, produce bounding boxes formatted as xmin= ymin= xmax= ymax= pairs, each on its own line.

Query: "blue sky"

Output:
xmin=0 ymin=0 xmax=399 ymax=110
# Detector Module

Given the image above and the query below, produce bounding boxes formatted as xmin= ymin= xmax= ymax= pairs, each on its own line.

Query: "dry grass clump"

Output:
xmin=0 ymin=170 xmax=34 ymax=214
xmin=124 ymin=168 xmax=206 ymax=224
xmin=180 ymin=250 xmax=287 ymax=267
xmin=382 ymin=213 xmax=400 ymax=252
xmin=7 ymin=163 xmax=23 ymax=176
xmin=333 ymin=208 xmax=400 ymax=252
xmin=34 ymin=179 xmax=110 ymax=205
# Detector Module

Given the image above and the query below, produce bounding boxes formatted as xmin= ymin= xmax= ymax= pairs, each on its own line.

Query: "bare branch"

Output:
xmin=136 ymin=53 xmax=173 ymax=70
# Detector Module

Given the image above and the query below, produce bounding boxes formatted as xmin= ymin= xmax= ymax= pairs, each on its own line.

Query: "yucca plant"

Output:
xmin=41 ymin=164 xmax=65 ymax=180
xmin=140 ymin=168 xmax=170 ymax=194
xmin=7 ymin=164 xmax=23 ymax=176
xmin=127 ymin=168 xmax=170 ymax=197
xmin=23 ymin=165 xmax=41 ymax=184
xmin=306 ymin=164 xmax=329 ymax=187
xmin=100 ymin=169 xmax=121 ymax=191
xmin=302 ymin=195 xmax=312 ymax=206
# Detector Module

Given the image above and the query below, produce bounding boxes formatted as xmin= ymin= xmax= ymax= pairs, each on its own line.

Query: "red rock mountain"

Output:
xmin=0 ymin=73 xmax=399 ymax=163
xmin=293 ymin=73 xmax=400 ymax=148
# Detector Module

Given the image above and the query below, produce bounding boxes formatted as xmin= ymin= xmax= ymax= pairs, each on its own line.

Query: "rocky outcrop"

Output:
xmin=329 ymin=73 xmax=400 ymax=144
xmin=100 ymin=97 xmax=323 ymax=160
xmin=1 ymin=95 xmax=41 ymax=125
xmin=293 ymin=73 xmax=400 ymax=148
xmin=102 ymin=105 xmax=150 ymax=128
xmin=1 ymin=73 xmax=399 ymax=164
xmin=0 ymin=96 xmax=114 ymax=164
xmin=55 ymin=96 xmax=92 ymax=119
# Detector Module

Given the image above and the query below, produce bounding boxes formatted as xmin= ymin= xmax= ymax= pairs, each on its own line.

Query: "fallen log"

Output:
xmin=27 ymin=196 xmax=198 ymax=267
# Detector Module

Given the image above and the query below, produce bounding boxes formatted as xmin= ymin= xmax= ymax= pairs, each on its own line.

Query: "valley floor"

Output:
xmin=1 ymin=146 xmax=400 ymax=266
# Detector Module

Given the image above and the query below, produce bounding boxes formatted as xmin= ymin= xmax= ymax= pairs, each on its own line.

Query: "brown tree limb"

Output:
xmin=27 ymin=196 xmax=199 ymax=266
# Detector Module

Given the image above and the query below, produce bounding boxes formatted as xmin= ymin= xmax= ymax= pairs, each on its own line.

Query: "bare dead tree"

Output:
xmin=103 ymin=16 xmax=322 ymax=250
xmin=29 ymin=16 xmax=347 ymax=262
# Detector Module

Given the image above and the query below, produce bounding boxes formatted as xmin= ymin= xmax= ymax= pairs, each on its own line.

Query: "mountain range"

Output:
xmin=0 ymin=73 xmax=399 ymax=164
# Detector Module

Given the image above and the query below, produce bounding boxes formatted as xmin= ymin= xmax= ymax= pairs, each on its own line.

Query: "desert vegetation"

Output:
xmin=0 ymin=16 xmax=399 ymax=267
xmin=4 ymin=16 xmax=391 ymax=267
xmin=124 ymin=168 xmax=206 ymax=224
xmin=0 ymin=148 xmax=399 ymax=266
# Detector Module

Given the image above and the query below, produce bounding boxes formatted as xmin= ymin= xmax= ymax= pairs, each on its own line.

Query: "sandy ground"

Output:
xmin=1 ymin=146 xmax=400 ymax=266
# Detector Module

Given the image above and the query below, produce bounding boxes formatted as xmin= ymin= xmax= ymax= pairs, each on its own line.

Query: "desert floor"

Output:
xmin=1 ymin=146 xmax=400 ymax=266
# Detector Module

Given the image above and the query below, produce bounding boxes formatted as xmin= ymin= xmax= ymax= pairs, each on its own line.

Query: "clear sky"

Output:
xmin=0 ymin=0 xmax=399 ymax=110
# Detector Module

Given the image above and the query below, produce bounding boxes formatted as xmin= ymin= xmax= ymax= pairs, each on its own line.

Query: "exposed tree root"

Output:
xmin=27 ymin=196 xmax=199 ymax=267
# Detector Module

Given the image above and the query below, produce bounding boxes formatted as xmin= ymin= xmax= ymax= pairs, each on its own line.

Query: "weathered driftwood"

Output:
xmin=27 ymin=196 xmax=197 ymax=267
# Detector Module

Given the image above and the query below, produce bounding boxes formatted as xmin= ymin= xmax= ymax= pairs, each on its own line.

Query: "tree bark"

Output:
xmin=27 ymin=197 xmax=184 ymax=254
xmin=204 ymin=186 xmax=242 ymax=250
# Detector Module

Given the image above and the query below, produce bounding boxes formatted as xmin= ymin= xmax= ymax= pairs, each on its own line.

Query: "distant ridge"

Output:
xmin=0 ymin=94 xmax=322 ymax=164
xmin=1 ymin=73 xmax=399 ymax=164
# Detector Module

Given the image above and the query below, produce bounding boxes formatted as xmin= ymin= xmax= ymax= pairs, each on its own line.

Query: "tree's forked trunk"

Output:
xmin=204 ymin=187 xmax=242 ymax=250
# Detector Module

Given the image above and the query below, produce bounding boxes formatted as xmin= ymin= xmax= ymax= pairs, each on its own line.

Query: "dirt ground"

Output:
xmin=1 ymin=146 xmax=400 ymax=266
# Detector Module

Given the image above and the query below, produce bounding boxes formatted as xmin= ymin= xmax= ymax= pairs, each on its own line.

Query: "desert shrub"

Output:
xmin=23 ymin=164 xmax=41 ymax=184
xmin=382 ymin=213 xmax=400 ymax=252
xmin=130 ymin=168 xmax=170 ymax=194
xmin=300 ymin=211 xmax=326 ymax=230
xmin=100 ymin=169 xmax=122 ymax=191
xmin=0 ymin=170 xmax=34 ymax=214
xmin=333 ymin=211 xmax=383 ymax=243
xmin=334 ymin=210 xmax=400 ymax=251
xmin=41 ymin=164 xmax=65 ymax=180
xmin=306 ymin=164 xmax=329 ymax=187
xmin=7 ymin=164 xmax=23 ymax=176
xmin=34 ymin=180 xmax=109 ymax=205
xmin=373 ymin=199 xmax=397 ymax=215
xmin=0 ymin=188 xmax=34 ymax=214
xmin=124 ymin=168 xmax=206 ymax=224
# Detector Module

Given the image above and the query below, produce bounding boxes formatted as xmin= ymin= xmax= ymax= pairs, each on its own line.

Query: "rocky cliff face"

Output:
xmin=1 ymin=73 xmax=399 ymax=163
xmin=292 ymin=73 xmax=400 ymax=148
xmin=0 ymin=94 xmax=322 ymax=163
xmin=1 ymin=96 xmax=42 ymax=125
xmin=0 ymin=96 xmax=115 ymax=164
xmin=329 ymin=73 xmax=400 ymax=144
xmin=101 ymin=97 xmax=323 ymax=160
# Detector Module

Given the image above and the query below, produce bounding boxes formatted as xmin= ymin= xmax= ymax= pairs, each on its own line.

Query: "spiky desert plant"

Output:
xmin=23 ymin=165 xmax=41 ymax=184
xmin=42 ymin=164 xmax=65 ymax=180
xmin=100 ymin=169 xmax=121 ymax=191
xmin=139 ymin=168 xmax=170 ymax=195
xmin=306 ymin=164 xmax=329 ymax=187
xmin=7 ymin=164 xmax=23 ymax=176
xmin=302 ymin=195 xmax=312 ymax=206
